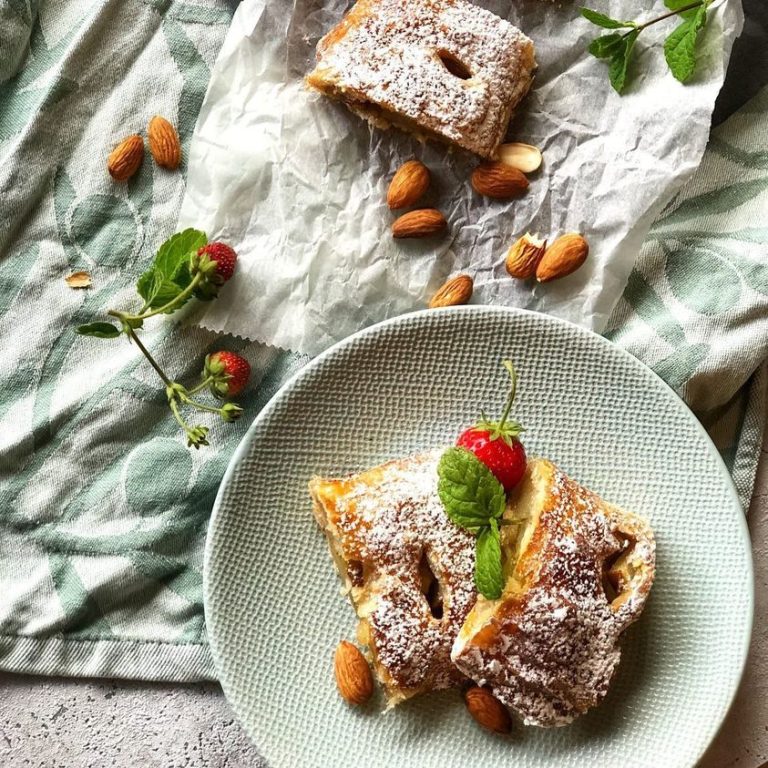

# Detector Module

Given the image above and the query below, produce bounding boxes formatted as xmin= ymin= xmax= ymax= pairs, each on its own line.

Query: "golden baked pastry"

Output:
xmin=309 ymin=450 xmax=477 ymax=707
xmin=306 ymin=0 xmax=536 ymax=159
xmin=451 ymin=458 xmax=656 ymax=726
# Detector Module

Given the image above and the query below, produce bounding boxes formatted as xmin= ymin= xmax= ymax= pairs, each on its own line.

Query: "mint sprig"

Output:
xmin=438 ymin=447 xmax=506 ymax=599
xmin=581 ymin=0 xmax=712 ymax=94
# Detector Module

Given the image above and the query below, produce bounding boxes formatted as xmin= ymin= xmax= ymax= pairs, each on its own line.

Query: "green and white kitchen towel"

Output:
xmin=0 ymin=0 xmax=766 ymax=682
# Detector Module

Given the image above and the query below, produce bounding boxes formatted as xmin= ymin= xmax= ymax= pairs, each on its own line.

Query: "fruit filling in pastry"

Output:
xmin=451 ymin=457 xmax=656 ymax=726
xmin=310 ymin=450 xmax=477 ymax=707
xmin=306 ymin=0 xmax=536 ymax=159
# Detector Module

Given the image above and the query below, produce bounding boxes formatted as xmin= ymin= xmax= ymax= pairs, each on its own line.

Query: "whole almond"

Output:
xmin=392 ymin=208 xmax=447 ymax=239
xmin=471 ymin=162 xmax=528 ymax=199
xmin=464 ymin=686 xmax=512 ymax=734
xmin=107 ymin=135 xmax=144 ymax=181
xmin=334 ymin=641 xmax=374 ymax=705
xmin=387 ymin=160 xmax=430 ymax=209
xmin=497 ymin=142 xmax=543 ymax=174
xmin=536 ymin=233 xmax=589 ymax=282
xmin=428 ymin=274 xmax=473 ymax=308
xmin=505 ymin=233 xmax=547 ymax=279
xmin=147 ymin=116 xmax=181 ymax=170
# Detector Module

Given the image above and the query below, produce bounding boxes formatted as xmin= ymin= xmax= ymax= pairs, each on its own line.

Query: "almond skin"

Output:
xmin=536 ymin=233 xmax=589 ymax=282
xmin=392 ymin=208 xmax=447 ymax=239
xmin=147 ymin=116 xmax=181 ymax=170
xmin=334 ymin=641 xmax=374 ymax=705
xmin=471 ymin=162 xmax=529 ymax=199
xmin=505 ymin=233 xmax=547 ymax=279
xmin=387 ymin=160 xmax=430 ymax=209
xmin=497 ymin=142 xmax=542 ymax=174
xmin=107 ymin=135 xmax=144 ymax=181
xmin=464 ymin=686 xmax=512 ymax=734
xmin=428 ymin=274 xmax=473 ymax=308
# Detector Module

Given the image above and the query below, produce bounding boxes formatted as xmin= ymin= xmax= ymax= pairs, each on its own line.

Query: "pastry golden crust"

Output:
xmin=306 ymin=0 xmax=536 ymax=159
xmin=451 ymin=458 xmax=656 ymax=727
xmin=309 ymin=450 xmax=477 ymax=707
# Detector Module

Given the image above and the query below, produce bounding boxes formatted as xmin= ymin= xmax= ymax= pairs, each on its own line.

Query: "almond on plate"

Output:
xmin=471 ymin=162 xmax=529 ymax=199
xmin=107 ymin=135 xmax=144 ymax=181
xmin=428 ymin=274 xmax=473 ymax=308
xmin=505 ymin=233 xmax=547 ymax=279
xmin=334 ymin=641 xmax=374 ymax=705
xmin=392 ymin=208 xmax=447 ymax=238
xmin=464 ymin=686 xmax=512 ymax=734
xmin=387 ymin=160 xmax=430 ymax=209
xmin=536 ymin=233 xmax=589 ymax=282
xmin=147 ymin=116 xmax=181 ymax=170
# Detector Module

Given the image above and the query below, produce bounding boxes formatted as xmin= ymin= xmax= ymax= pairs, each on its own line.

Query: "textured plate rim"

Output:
xmin=203 ymin=305 xmax=754 ymax=768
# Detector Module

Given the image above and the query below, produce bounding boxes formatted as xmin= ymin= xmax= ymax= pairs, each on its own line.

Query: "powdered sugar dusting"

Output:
xmin=316 ymin=450 xmax=477 ymax=702
xmin=307 ymin=0 xmax=536 ymax=158
xmin=452 ymin=459 xmax=656 ymax=727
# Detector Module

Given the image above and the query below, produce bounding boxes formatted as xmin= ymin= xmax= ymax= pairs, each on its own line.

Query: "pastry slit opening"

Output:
xmin=419 ymin=551 xmax=444 ymax=619
xmin=436 ymin=50 xmax=473 ymax=80
xmin=602 ymin=533 xmax=638 ymax=606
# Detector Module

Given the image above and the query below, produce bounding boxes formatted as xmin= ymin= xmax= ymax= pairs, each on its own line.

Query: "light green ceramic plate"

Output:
xmin=204 ymin=307 xmax=753 ymax=768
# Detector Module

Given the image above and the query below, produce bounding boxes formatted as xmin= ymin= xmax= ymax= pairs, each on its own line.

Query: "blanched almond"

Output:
xmin=497 ymin=142 xmax=543 ymax=174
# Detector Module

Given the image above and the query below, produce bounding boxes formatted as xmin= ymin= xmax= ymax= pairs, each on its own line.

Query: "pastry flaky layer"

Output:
xmin=310 ymin=453 xmax=655 ymax=724
xmin=309 ymin=450 xmax=478 ymax=707
xmin=452 ymin=458 xmax=656 ymax=727
xmin=306 ymin=0 xmax=536 ymax=159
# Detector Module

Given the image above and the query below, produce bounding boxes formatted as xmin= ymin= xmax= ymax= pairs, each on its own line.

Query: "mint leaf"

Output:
xmin=588 ymin=33 xmax=626 ymax=60
xmin=580 ymin=7 xmax=636 ymax=29
xmin=475 ymin=520 xmax=504 ymax=600
xmin=664 ymin=4 xmax=707 ymax=83
xmin=154 ymin=228 xmax=207 ymax=280
xmin=608 ymin=29 xmax=640 ymax=93
xmin=437 ymin=447 xmax=506 ymax=533
xmin=665 ymin=0 xmax=704 ymax=21
xmin=76 ymin=322 xmax=121 ymax=339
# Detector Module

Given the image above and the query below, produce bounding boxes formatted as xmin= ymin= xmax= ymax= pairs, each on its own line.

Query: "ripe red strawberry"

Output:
xmin=456 ymin=360 xmax=526 ymax=493
xmin=197 ymin=242 xmax=237 ymax=283
xmin=204 ymin=351 xmax=250 ymax=398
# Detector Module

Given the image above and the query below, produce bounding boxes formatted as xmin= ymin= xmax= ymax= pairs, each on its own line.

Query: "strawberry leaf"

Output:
xmin=475 ymin=519 xmax=504 ymax=600
xmin=154 ymin=228 xmax=207 ymax=280
xmin=437 ymin=447 xmax=506 ymax=533
xmin=76 ymin=322 xmax=121 ymax=339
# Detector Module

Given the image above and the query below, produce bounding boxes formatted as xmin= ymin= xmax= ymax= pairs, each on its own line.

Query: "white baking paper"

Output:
xmin=179 ymin=0 xmax=743 ymax=355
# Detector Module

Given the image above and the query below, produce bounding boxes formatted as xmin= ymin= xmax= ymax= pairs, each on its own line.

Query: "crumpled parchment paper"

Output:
xmin=179 ymin=0 xmax=742 ymax=356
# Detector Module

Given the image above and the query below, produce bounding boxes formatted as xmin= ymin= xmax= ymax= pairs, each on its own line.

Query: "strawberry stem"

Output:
xmin=124 ymin=325 xmax=173 ymax=387
xmin=496 ymin=360 xmax=518 ymax=433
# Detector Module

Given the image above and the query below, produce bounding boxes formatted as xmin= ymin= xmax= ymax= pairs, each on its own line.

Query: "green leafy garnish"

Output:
xmin=76 ymin=321 xmax=121 ymax=338
xmin=136 ymin=228 xmax=206 ymax=311
xmin=475 ymin=519 xmax=504 ymax=600
xmin=580 ymin=8 xmax=637 ymax=29
xmin=438 ymin=447 xmax=506 ymax=599
xmin=664 ymin=3 xmax=708 ymax=83
xmin=581 ymin=0 xmax=712 ymax=94
xmin=437 ymin=448 xmax=506 ymax=533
